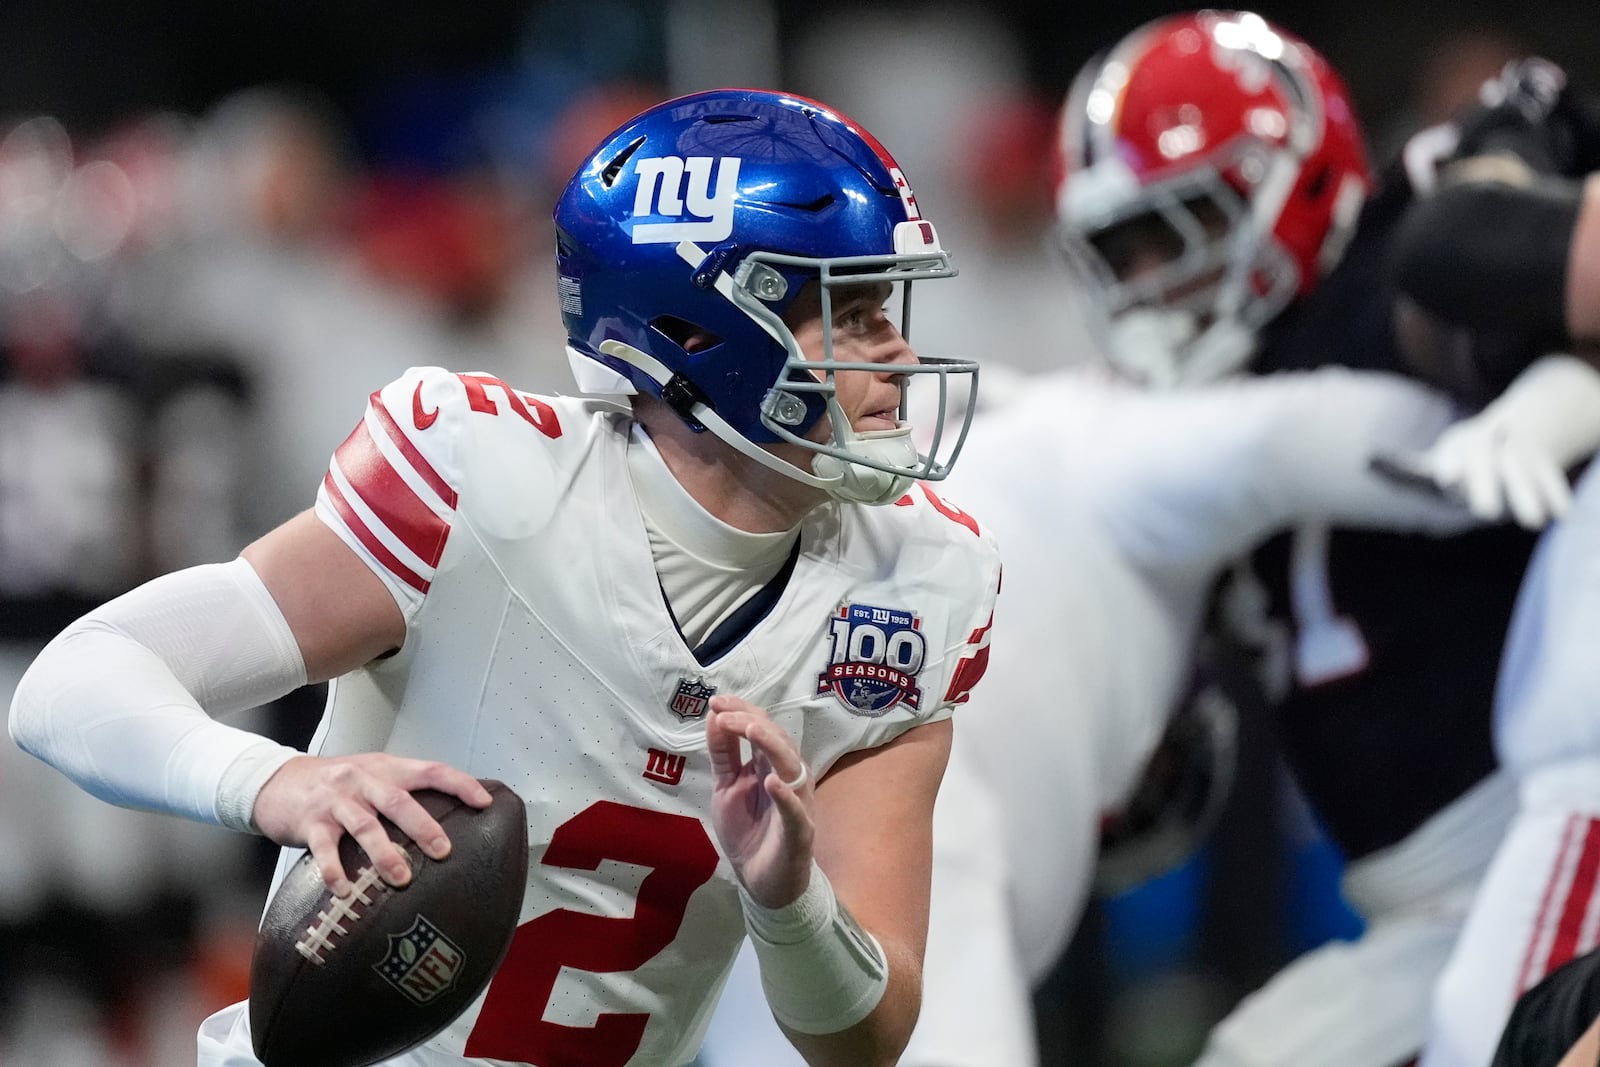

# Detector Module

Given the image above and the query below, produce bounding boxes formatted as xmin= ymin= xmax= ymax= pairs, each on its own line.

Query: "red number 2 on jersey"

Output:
xmin=463 ymin=801 xmax=720 ymax=1065
xmin=458 ymin=373 xmax=563 ymax=439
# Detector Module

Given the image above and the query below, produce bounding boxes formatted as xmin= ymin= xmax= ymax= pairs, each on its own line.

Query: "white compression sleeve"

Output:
xmin=8 ymin=558 xmax=308 ymax=832
xmin=740 ymin=862 xmax=891 ymax=1034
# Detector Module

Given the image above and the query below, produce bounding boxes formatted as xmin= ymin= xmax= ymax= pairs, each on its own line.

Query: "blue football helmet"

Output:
xmin=554 ymin=88 xmax=978 ymax=504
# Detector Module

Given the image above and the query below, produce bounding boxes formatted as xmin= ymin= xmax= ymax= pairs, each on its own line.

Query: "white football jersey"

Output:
xmin=200 ymin=366 xmax=1000 ymax=1067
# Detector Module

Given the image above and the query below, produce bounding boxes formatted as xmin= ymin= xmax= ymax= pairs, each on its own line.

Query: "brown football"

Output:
xmin=249 ymin=779 xmax=528 ymax=1067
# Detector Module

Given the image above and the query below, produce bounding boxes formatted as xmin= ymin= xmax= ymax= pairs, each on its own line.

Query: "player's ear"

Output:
xmin=649 ymin=314 xmax=723 ymax=355
xmin=682 ymin=330 xmax=719 ymax=354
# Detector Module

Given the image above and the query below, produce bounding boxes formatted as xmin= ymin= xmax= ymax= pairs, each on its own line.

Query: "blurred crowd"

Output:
xmin=0 ymin=85 xmax=559 ymax=1067
xmin=0 ymin=1 xmax=1581 ymax=1064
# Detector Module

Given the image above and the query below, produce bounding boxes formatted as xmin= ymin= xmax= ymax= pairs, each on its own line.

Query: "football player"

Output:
xmin=1054 ymin=14 xmax=1600 ymax=1067
xmin=1365 ymin=47 xmax=1600 ymax=1067
xmin=8 ymin=88 xmax=1000 ymax=1067
xmin=1424 ymin=419 xmax=1600 ymax=1066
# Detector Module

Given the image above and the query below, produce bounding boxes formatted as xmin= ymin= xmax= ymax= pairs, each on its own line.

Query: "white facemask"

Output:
xmin=1106 ymin=307 xmax=1258 ymax=389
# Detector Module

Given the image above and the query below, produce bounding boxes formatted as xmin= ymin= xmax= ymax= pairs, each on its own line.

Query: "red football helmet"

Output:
xmin=1057 ymin=11 xmax=1372 ymax=385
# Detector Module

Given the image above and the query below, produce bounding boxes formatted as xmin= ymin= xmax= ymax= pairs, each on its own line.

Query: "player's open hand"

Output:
xmin=252 ymin=754 xmax=493 ymax=897
xmin=704 ymin=694 xmax=815 ymax=909
xmin=1392 ymin=353 xmax=1600 ymax=530
xmin=1418 ymin=414 xmax=1574 ymax=530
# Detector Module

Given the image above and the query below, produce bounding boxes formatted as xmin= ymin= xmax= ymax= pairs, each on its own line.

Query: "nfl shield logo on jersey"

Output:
xmin=373 ymin=915 xmax=464 ymax=1006
xmin=818 ymin=603 xmax=926 ymax=717
xmin=669 ymin=677 xmax=717 ymax=720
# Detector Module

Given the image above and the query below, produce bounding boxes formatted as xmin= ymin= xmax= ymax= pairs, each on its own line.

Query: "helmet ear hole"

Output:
xmin=650 ymin=315 xmax=722 ymax=354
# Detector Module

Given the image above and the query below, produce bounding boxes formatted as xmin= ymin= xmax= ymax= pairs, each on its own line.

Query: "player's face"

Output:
xmin=786 ymin=280 xmax=914 ymax=441
xmin=1090 ymin=195 xmax=1232 ymax=304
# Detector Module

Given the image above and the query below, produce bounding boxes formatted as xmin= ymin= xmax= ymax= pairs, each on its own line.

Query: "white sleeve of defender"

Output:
xmin=1196 ymin=911 xmax=1463 ymax=1067
xmin=313 ymin=366 xmax=467 ymax=621
xmin=8 ymin=558 xmax=307 ymax=831
xmin=1096 ymin=367 xmax=1478 ymax=575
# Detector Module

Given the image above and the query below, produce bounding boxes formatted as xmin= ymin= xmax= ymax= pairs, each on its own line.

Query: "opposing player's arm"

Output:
xmin=1379 ymin=351 xmax=1600 ymax=528
xmin=1388 ymin=59 xmax=1600 ymax=393
xmin=787 ymin=716 xmax=953 ymax=1067
xmin=1382 ymin=71 xmax=1600 ymax=530
xmin=1388 ymin=168 xmax=1600 ymax=399
xmin=1569 ymin=178 xmax=1600 ymax=345
xmin=1103 ymin=369 xmax=1475 ymax=576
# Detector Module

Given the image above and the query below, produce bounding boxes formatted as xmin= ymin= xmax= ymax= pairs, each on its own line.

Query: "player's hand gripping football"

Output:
xmin=705 ymin=694 xmax=816 ymax=910
xmin=253 ymin=754 xmax=493 ymax=897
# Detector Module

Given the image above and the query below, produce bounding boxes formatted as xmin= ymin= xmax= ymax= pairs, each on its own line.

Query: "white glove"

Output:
xmin=1410 ymin=353 xmax=1600 ymax=529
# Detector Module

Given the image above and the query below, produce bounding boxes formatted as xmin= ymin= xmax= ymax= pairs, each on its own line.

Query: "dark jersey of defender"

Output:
xmin=1491 ymin=947 xmax=1600 ymax=1067
xmin=1243 ymin=155 xmax=1539 ymax=861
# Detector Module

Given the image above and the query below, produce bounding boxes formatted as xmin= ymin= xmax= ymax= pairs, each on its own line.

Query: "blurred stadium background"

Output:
xmin=0 ymin=1 xmax=1594 ymax=1064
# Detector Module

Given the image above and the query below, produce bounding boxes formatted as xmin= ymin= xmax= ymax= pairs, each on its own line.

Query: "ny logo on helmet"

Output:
xmin=631 ymin=156 xmax=741 ymax=244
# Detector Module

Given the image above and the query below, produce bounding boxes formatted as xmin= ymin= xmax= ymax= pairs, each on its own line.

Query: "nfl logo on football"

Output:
xmin=374 ymin=915 xmax=465 ymax=1006
xmin=669 ymin=677 xmax=717 ymax=720
xmin=817 ymin=603 xmax=926 ymax=717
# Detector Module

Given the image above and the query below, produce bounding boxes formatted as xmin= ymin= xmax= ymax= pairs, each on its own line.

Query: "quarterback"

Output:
xmin=8 ymin=89 xmax=999 ymax=1067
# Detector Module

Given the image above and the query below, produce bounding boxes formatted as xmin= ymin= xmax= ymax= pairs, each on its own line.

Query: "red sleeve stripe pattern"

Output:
xmin=323 ymin=404 xmax=456 ymax=596
xmin=370 ymin=392 xmax=457 ymax=508
xmin=322 ymin=472 xmax=430 ymax=593
xmin=1517 ymin=815 xmax=1600 ymax=995
xmin=943 ymin=610 xmax=993 ymax=706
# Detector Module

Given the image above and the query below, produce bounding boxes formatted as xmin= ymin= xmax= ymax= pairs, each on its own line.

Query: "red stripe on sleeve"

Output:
xmin=1518 ymin=816 xmax=1581 ymax=995
xmin=333 ymin=421 xmax=452 ymax=568
xmin=370 ymin=391 xmax=459 ymax=508
xmin=1545 ymin=819 xmax=1600 ymax=982
xmin=323 ymin=473 xmax=430 ymax=594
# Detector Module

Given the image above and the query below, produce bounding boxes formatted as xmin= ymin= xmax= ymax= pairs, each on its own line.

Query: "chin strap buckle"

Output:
xmin=662 ymin=373 xmax=712 ymax=431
